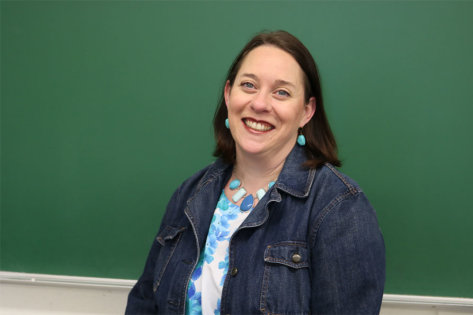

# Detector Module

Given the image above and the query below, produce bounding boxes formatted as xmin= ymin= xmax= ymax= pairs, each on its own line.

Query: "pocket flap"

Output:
xmin=156 ymin=225 xmax=187 ymax=246
xmin=264 ymin=242 xmax=309 ymax=269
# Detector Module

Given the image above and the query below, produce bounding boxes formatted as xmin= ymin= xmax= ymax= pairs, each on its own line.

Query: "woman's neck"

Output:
xmin=232 ymin=152 xmax=286 ymax=194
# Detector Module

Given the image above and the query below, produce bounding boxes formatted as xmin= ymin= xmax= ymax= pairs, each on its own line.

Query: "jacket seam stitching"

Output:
xmin=264 ymin=257 xmax=309 ymax=268
xmin=153 ymin=231 xmax=183 ymax=290
xmin=325 ymin=163 xmax=359 ymax=195
xmin=195 ymin=162 xmax=227 ymax=191
xmin=259 ymin=264 xmax=271 ymax=314
xmin=187 ymin=163 xmax=229 ymax=208
xmin=276 ymin=167 xmax=316 ymax=198
xmin=309 ymin=190 xmax=360 ymax=248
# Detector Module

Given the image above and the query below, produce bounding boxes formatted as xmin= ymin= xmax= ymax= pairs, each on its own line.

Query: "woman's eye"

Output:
xmin=242 ymin=82 xmax=255 ymax=89
xmin=276 ymin=90 xmax=290 ymax=97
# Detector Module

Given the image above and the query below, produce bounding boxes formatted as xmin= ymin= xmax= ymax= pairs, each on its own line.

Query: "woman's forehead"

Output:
xmin=236 ymin=45 xmax=304 ymax=85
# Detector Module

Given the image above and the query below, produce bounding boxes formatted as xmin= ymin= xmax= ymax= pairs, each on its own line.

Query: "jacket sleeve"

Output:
xmin=125 ymin=187 xmax=181 ymax=315
xmin=310 ymin=191 xmax=385 ymax=315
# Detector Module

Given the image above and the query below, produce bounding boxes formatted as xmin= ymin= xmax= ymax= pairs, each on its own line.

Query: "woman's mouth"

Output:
xmin=243 ymin=118 xmax=274 ymax=132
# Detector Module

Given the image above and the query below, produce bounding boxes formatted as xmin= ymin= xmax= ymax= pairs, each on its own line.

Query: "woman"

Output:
xmin=126 ymin=30 xmax=385 ymax=315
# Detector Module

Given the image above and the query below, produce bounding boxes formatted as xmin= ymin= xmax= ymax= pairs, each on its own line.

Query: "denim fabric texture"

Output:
xmin=126 ymin=145 xmax=385 ymax=315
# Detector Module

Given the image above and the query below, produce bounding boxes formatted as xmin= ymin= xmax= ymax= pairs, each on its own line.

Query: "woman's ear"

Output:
xmin=301 ymin=97 xmax=316 ymax=127
xmin=224 ymin=80 xmax=231 ymax=108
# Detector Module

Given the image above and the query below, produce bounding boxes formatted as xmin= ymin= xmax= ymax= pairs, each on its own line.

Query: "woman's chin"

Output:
xmin=236 ymin=143 xmax=269 ymax=157
xmin=236 ymin=141 xmax=289 ymax=159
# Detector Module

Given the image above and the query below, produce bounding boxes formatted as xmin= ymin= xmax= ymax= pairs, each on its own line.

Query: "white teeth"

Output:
xmin=244 ymin=119 xmax=272 ymax=131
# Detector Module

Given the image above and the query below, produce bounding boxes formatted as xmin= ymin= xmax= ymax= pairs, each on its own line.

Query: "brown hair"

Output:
xmin=213 ymin=30 xmax=341 ymax=168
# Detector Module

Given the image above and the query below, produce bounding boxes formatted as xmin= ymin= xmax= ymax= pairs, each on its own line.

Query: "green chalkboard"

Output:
xmin=1 ymin=1 xmax=472 ymax=298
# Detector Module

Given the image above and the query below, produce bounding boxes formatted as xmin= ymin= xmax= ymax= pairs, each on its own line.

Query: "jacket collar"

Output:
xmin=184 ymin=159 xmax=232 ymax=251
xmin=273 ymin=145 xmax=315 ymax=198
xmin=187 ymin=145 xmax=314 ymax=236
xmin=239 ymin=145 xmax=315 ymax=228
xmin=199 ymin=145 xmax=316 ymax=198
xmin=200 ymin=145 xmax=315 ymax=199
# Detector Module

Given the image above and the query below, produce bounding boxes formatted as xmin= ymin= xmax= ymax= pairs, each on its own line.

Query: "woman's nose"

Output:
xmin=250 ymin=91 xmax=271 ymax=112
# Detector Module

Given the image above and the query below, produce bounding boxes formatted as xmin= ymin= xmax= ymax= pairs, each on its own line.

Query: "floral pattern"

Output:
xmin=186 ymin=190 xmax=252 ymax=315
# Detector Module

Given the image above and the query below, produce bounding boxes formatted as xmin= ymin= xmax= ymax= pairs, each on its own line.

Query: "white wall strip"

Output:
xmin=382 ymin=293 xmax=473 ymax=307
xmin=0 ymin=271 xmax=135 ymax=289
xmin=1 ymin=271 xmax=473 ymax=314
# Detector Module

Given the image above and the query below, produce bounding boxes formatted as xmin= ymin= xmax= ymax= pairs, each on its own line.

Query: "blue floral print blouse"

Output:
xmin=186 ymin=191 xmax=253 ymax=315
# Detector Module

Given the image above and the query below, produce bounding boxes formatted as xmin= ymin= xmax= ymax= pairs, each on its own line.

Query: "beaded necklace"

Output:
xmin=229 ymin=179 xmax=275 ymax=211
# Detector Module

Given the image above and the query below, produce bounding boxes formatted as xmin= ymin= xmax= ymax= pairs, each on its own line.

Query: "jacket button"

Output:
xmin=292 ymin=253 xmax=302 ymax=263
xmin=230 ymin=267 xmax=238 ymax=276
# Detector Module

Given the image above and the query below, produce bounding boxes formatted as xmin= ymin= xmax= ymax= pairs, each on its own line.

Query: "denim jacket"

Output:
xmin=126 ymin=145 xmax=385 ymax=315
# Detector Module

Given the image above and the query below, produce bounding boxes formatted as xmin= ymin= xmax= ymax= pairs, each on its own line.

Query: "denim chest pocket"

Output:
xmin=260 ymin=242 xmax=311 ymax=315
xmin=152 ymin=225 xmax=187 ymax=293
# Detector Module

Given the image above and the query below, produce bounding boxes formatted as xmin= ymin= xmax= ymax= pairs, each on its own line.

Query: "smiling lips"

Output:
xmin=243 ymin=118 xmax=274 ymax=132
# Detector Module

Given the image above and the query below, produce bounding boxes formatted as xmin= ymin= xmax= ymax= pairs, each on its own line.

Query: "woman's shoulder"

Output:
xmin=309 ymin=163 xmax=381 ymax=245
xmin=159 ymin=159 xmax=230 ymax=224
xmin=306 ymin=163 xmax=374 ymax=219
xmin=172 ymin=158 xmax=231 ymax=203
xmin=313 ymin=163 xmax=363 ymax=197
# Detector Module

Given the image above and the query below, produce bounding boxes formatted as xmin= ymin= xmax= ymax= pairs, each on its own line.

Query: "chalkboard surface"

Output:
xmin=2 ymin=1 xmax=472 ymax=298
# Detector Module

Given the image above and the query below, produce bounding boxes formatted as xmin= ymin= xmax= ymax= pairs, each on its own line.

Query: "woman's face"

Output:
xmin=224 ymin=45 xmax=315 ymax=161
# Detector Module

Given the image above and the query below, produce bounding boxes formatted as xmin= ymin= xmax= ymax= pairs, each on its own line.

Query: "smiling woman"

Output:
xmin=126 ymin=30 xmax=385 ymax=315
xmin=224 ymin=45 xmax=315 ymax=166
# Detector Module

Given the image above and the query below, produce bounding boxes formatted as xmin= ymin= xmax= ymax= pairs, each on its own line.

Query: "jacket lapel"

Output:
xmin=184 ymin=159 xmax=232 ymax=251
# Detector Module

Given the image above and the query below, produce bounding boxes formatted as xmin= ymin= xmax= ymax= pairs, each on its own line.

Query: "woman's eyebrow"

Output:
xmin=274 ymin=79 xmax=295 ymax=88
xmin=240 ymin=73 xmax=295 ymax=88
xmin=240 ymin=73 xmax=258 ymax=80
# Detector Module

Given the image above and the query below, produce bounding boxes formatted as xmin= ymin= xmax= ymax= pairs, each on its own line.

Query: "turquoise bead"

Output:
xmin=232 ymin=188 xmax=246 ymax=203
xmin=229 ymin=179 xmax=241 ymax=190
xmin=256 ymin=188 xmax=266 ymax=201
xmin=240 ymin=194 xmax=254 ymax=211
xmin=297 ymin=134 xmax=306 ymax=146
xmin=268 ymin=181 xmax=275 ymax=188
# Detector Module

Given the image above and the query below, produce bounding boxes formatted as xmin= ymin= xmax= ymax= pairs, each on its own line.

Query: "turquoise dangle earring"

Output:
xmin=225 ymin=118 xmax=230 ymax=129
xmin=297 ymin=128 xmax=306 ymax=146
